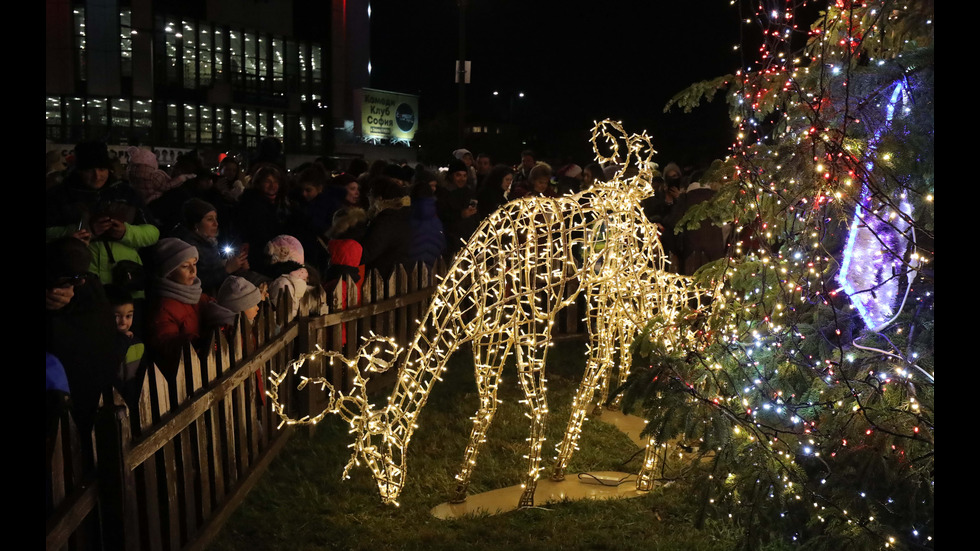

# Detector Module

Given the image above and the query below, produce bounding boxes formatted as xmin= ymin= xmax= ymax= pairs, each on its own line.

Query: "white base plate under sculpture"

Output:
xmin=431 ymin=408 xmax=652 ymax=519
xmin=430 ymin=471 xmax=647 ymax=519
xmin=592 ymin=407 xmax=650 ymax=448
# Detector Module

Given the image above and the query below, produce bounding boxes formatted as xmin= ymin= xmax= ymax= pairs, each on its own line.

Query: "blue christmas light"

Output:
xmin=838 ymin=81 xmax=917 ymax=331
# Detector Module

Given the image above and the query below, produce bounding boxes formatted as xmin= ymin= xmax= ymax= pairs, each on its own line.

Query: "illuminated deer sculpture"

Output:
xmin=270 ymin=121 xmax=715 ymax=507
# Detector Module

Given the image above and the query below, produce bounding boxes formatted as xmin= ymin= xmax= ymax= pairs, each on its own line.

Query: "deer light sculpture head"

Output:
xmin=268 ymin=336 xmax=410 ymax=504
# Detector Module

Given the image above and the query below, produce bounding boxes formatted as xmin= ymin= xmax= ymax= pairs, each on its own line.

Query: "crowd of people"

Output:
xmin=45 ymin=138 xmax=728 ymax=451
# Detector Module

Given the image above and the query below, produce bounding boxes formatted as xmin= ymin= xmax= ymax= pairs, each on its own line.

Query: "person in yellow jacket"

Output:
xmin=46 ymin=141 xmax=160 ymax=331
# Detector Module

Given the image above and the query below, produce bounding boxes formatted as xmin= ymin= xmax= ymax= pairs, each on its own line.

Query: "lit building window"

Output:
xmin=184 ymin=104 xmax=197 ymax=144
xmin=213 ymin=106 xmax=225 ymax=142
xmin=200 ymin=106 xmax=213 ymax=143
xmin=298 ymin=43 xmax=308 ymax=87
xmin=272 ymin=112 xmax=285 ymax=139
xmin=311 ymin=44 xmax=322 ymax=84
xmin=46 ymin=97 xmax=62 ymax=140
xmin=111 ymin=98 xmax=132 ymax=143
xmin=168 ymin=103 xmax=179 ymax=142
xmin=230 ymin=107 xmax=243 ymax=146
xmin=133 ymin=100 xmax=152 ymax=130
xmin=214 ymin=28 xmax=225 ymax=78
xmin=165 ymin=20 xmax=179 ymax=81
xmin=120 ymin=9 xmax=132 ymax=78
xmin=257 ymin=35 xmax=268 ymax=81
xmin=230 ymin=30 xmax=243 ymax=80
xmin=244 ymin=31 xmax=257 ymax=84
xmin=183 ymin=21 xmax=198 ymax=88
xmin=46 ymin=97 xmax=62 ymax=126
xmin=200 ymin=25 xmax=213 ymax=85
xmin=246 ymin=109 xmax=258 ymax=147
xmin=310 ymin=116 xmax=322 ymax=148
xmin=67 ymin=97 xmax=85 ymax=134
xmin=87 ymin=98 xmax=107 ymax=134
xmin=74 ymin=8 xmax=86 ymax=81
xmin=272 ymin=38 xmax=284 ymax=85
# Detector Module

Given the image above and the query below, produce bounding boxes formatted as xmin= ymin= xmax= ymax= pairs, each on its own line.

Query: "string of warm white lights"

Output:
xmin=269 ymin=120 xmax=716 ymax=508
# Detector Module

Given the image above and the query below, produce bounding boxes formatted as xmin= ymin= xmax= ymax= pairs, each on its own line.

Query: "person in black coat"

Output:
xmin=234 ymin=166 xmax=299 ymax=275
xmin=361 ymin=176 xmax=414 ymax=277
xmin=408 ymin=173 xmax=447 ymax=267
xmin=476 ymin=164 xmax=514 ymax=221
xmin=437 ymin=158 xmax=479 ymax=257
xmin=45 ymin=237 xmax=122 ymax=433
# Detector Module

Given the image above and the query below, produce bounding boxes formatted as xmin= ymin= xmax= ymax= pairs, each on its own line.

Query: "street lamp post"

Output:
xmin=457 ymin=0 xmax=467 ymax=147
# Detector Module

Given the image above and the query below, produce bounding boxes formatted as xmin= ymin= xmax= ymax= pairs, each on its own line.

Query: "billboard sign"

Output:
xmin=359 ymin=88 xmax=419 ymax=142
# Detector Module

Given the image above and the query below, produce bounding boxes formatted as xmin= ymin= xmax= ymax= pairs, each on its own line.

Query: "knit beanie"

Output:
xmin=154 ymin=238 xmax=199 ymax=277
xmin=216 ymin=276 xmax=261 ymax=313
xmin=452 ymin=148 xmax=472 ymax=160
xmin=560 ymin=164 xmax=582 ymax=179
xmin=265 ymin=234 xmax=305 ymax=265
xmin=181 ymin=198 xmax=217 ymax=229
xmin=126 ymin=146 xmax=159 ymax=169
xmin=448 ymin=158 xmax=467 ymax=175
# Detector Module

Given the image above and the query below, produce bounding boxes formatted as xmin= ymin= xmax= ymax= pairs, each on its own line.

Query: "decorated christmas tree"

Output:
xmin=622 ymin=1 xmax=933 ymax=548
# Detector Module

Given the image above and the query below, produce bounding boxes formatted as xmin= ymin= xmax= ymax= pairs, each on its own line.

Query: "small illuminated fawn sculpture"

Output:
xmin=270 ymin=121 xmax=715 ymax=507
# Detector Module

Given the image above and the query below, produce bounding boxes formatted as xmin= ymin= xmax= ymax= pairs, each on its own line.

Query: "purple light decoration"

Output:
xmin=837 ymin=81 xmax=915 ymax=332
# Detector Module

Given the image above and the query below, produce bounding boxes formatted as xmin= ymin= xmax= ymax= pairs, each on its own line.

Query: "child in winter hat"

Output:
xmin=264 ymin=234 xmax=309 ymax=321
xmin=216 ymin=276 xmax=262 ymax=323
xmin=126 ymin=146 xmax=194 ymax=204
xmin=154 ymin=237 xmax=199 ymax=280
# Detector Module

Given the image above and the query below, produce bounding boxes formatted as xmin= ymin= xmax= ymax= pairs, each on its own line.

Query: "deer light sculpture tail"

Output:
xmin=270 ymin=121 xmax=716 ymax=507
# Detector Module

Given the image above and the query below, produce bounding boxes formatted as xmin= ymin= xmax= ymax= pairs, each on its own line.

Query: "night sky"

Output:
xmin=368 ymin=1 xmax=745 ymax=168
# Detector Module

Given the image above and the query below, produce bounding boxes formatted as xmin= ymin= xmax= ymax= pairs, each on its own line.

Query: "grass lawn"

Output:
xmin=207 ymin=340 xmax=749 ymax=551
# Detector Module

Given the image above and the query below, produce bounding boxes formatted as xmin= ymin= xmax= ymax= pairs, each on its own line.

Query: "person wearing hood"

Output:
xmin=324 ymin=206 xmax=368 ymax=300
xmin=408 ymin=171 xmax=447 ymax=266
xmin=452 ymin=148 xmax=478 ymax=189
xmin=359 ymin=176 xmax=413 ymax=277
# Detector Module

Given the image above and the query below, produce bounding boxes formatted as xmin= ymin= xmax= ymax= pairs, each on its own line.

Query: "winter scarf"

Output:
xmin=155 ymin=276 xmax=204 ymax=304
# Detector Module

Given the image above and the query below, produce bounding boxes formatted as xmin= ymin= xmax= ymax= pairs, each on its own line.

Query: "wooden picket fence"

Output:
xmin=45 ymin=258 xmax=588 ymax=550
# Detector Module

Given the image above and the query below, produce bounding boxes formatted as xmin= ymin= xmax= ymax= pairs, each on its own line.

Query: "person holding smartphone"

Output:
xmin=170 ymin=198 xmax=249 ymax=295
xmin=46 ymin=141 xmax=160 ymax=335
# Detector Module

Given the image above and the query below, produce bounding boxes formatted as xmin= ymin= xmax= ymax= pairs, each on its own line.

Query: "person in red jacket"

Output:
xmin=148 ymin=237 xmax=220 ymax=375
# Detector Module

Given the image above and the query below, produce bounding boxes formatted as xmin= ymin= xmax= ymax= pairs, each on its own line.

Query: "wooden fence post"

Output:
xmin=95 ymin=390 xmax=140 ymax=550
